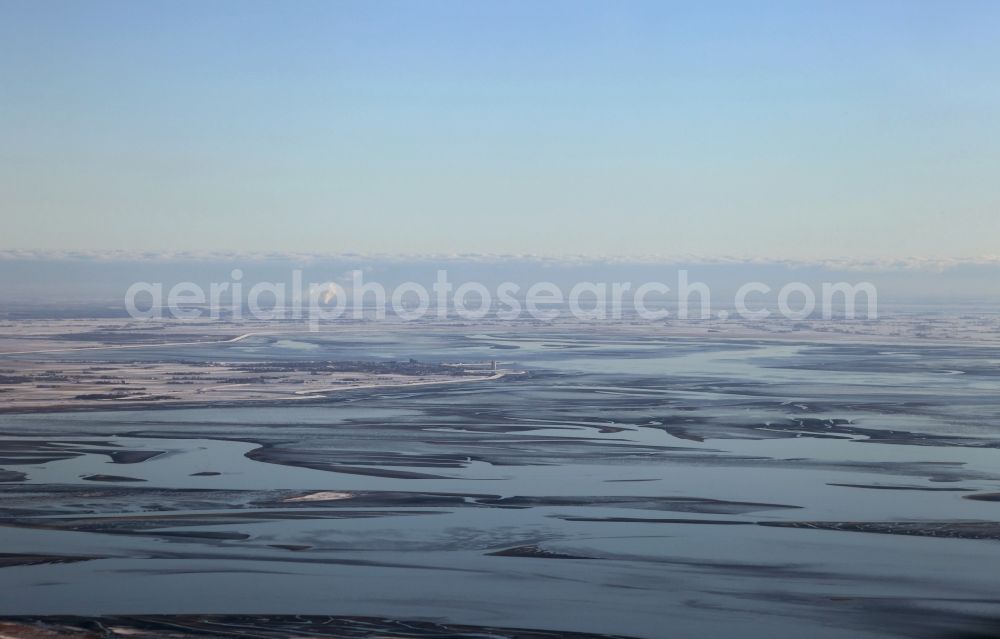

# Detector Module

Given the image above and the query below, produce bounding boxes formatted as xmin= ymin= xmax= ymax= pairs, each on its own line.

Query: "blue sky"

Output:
xmin=2 ymin=0 xmax=998 ymax=258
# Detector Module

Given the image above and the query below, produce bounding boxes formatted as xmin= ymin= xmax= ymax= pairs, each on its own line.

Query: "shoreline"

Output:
xmin=0 ymin=370 xmax=514 ymax=417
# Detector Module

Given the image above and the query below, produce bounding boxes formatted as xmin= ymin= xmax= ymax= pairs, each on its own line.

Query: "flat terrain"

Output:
xmin=0 ymin=325 xmax=503 ymax=411
xmin=2 ymin=316 xmax=1000 ymax=638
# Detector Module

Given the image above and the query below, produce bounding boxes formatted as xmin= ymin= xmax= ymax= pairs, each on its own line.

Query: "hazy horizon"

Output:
xmin=2 ymin=251 xmax=999 ymax=306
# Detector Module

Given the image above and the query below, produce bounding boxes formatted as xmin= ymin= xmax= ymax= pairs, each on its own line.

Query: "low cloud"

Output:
xmin=2 ymin=249 xmax=1000 ymax=273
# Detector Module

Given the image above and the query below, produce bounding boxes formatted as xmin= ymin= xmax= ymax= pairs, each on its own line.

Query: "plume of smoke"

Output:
xmin=322 ymin=284 xmax=337 ymax=304
xmin=308 ymin=282 xmax=338 ymax=305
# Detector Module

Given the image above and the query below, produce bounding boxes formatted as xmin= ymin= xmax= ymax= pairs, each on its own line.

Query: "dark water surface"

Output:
xmin=3 ymin=329 xmax=1000 ymax=638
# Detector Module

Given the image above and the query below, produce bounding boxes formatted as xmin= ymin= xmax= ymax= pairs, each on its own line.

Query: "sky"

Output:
xmin=2 ymin=0 xmax=998 ymax=259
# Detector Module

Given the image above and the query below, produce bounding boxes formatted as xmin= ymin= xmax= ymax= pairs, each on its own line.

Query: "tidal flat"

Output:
xmin=2 ymin=322 xmax=1000 ymax=638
